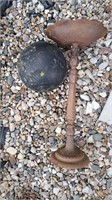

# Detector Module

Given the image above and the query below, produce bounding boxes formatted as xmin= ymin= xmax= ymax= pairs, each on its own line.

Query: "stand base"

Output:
xmin=51 ymin=145 xmax=89 ymax=169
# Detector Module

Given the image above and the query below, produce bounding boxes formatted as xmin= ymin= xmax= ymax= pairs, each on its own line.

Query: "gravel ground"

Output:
xmin=0 ymin=0 xmax=112 ymax=199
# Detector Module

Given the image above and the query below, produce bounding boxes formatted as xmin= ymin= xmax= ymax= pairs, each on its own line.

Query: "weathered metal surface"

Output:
xmin=45 ymin=19 xmax=107 ymax=48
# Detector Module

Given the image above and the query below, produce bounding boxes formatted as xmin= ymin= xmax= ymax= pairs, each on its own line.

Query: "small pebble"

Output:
xmin=27 ymin=135 xmax=32 ymax=143
xmin=107 ymin=167 xmax=112 ymax=177
xmin=62 ymin=193 xmax=67 ymax=200
xmin=21 ymin=102 xmax=28 ymax=111
xmin=90 ymin=57 xmax=98 ymax=64
xmin=93 ymin=134 xmax=104 ymax=141
xmin=9 ymin=123 xmax=15 ymax=132
xmin=87 ymin=135 xmax=94 ymax=143
xmin=105 ymin=39 xmax=112 ymax=47
xmin=55 ymin=127 xmax=61 ymax=134
xmin=80 ymin=94 xmax=90 ymax=101
xmin=31 ymin=147 xmax=36 ymax=154
xmin=18 ymin=153 xmax=24 ymax=160
xmin=6 ymin=147 xmax=17 ymax=155
xmin=99 ymin=92 xmax=107 ymax=98
xmin=99 ymin=62 xmax=108 ymax=70
xmin=91 ymin=164 xmax=100 ymax=172
xmin=73 ymin=195 xmax=79 ymax=200
xmin=14 ymin=114 xmax=21 ymax=122
xmin=53 ymin=187 xmax=60 ymax=195
xmin=86 ymin=102 xmax=93 ymax=114
xmin=109 ymin=53 xmax=112 ymax=60
xmin=92 ymin=100 xmax=100 ymax=110
xmin=23 ymin=34 xmax=29 ymax=42
xmin=85 ymin=69 xmax=94 ymax=80
xmin=82 ymin=186 xmax=92 ymax=194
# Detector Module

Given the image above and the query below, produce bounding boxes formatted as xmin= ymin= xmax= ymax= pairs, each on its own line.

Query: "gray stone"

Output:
xmin=62 ymin=193 xmax=67 ymax=200
xmin=82 ymin=186 xmax=92 ymax=194
xmin=98 ymin=90 xmax=112 ymax=125
xmin=106 ymin=179 xmax=112 ymax=189
xmin=73 ymin=195 xmax=79 ymax=200
xmin=7 ymin=75 xmax=14 ymax=87
xmin=93 ymin=134 xmax=104 ymax=141
xmin=48 ymin=137 xmax=54 ymax=144
xmin=91 ymin=164 xmax=100 ymax=172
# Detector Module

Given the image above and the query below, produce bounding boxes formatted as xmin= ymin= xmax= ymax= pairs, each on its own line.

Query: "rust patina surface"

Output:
xmin=45 ymin=19 xmax=107 ymax=169
xmin=45 ymin=19 xmax=107 ymax=49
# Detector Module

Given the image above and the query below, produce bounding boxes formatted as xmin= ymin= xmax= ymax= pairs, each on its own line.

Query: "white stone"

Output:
xmin=99 ymin=92 xmax=107 ymax=98
xmin=62 ymin=193 xmax=67 ymax=200
xmin=27 ymin=100 xmax=35 ymax=107
xmin=21 ymin=102 xmax=28 ymax=111
xmin=86 ymin=102 xmax=93 ymax=114
xmin=92 ymin=100 xmax=100 ymax=110
xmin=55 ymin=127 xmax=61 ymax=134
xmin=80 ymin=94 xmax=90 ymax=101
xmin=31 ymin=147 xmax=36 ymax=154
xmin=82 ymin=186 xmax=92 ymax=194
xmin=98 ymin=90 xmax=112 ymax=125
xmin=99 ymin=62 xmax=108 ymax=70
xmin=46 ymin=105 xmax=51 ymax=110
xmin=30 ymin=118 xmax=34 ymax=126
xmin=27 ymin=135 xmax=32 ymax=143
xmin=109 ymin=53 xmax=112 ymax=60
xmin=53 ymin=187 xmax=60 ymax=195
xmin=94 ymin=48 xmax=99 ymax=55
xmin=6 ymin=147 xmax=17 ymax=155
xmin=41 ymin=99 xmax=47 ymax=106
xmin=105 ymin=39 xmax=112 ymax=47
xmin=85 ymin=69 xmax=94 ymax=80
xmin=32 ymin=0 xmax=38 ymax=4
xmin=18 ymin=153 xmax=24 ymax=160
xmin=57 ymin=172 xmax=63 ymax=178
xmin=109 ymin=149 xmax=112 ymax=156
xmin=90 ymin=57 xmax=97 ymax=64
xmin=10 ymin=123 xmax=15 ymax=132
xmin=107 ymin=167 xmax=112 ymax=177
xmin=38 ymin=2 xmax=44 ymax=11
xmin=14 ymin=114 xmax=21 ymax=122
xmin=40 ymin=113 xmax=46 ymax=118
xmin=11 ymin=86 xmax=18 ymax=93
xmin=87 ymin=135 xmax=94 ymax=143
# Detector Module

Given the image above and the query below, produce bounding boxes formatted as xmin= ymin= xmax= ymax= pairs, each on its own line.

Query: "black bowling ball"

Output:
xmin=17 ymin=41 xmax=67 ymax=91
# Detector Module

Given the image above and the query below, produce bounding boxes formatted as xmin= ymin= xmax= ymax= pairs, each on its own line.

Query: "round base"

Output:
xmin=51 ymin=146 xmax=89 ymax=169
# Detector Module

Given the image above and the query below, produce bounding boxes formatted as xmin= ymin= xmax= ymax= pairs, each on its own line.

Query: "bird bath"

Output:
xmin=45 ymin=19 xmax=107 ymax=169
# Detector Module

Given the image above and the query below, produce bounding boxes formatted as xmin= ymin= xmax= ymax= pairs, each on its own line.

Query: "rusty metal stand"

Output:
xmin=51 ymin=44 xmax=89 ymax=169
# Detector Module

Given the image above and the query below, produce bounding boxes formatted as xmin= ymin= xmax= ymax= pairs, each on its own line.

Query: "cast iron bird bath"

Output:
xmin=17 ymin=19 xmax=107 ymax=169
xmin=45 ymin=19 xmax=107 ymax=169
